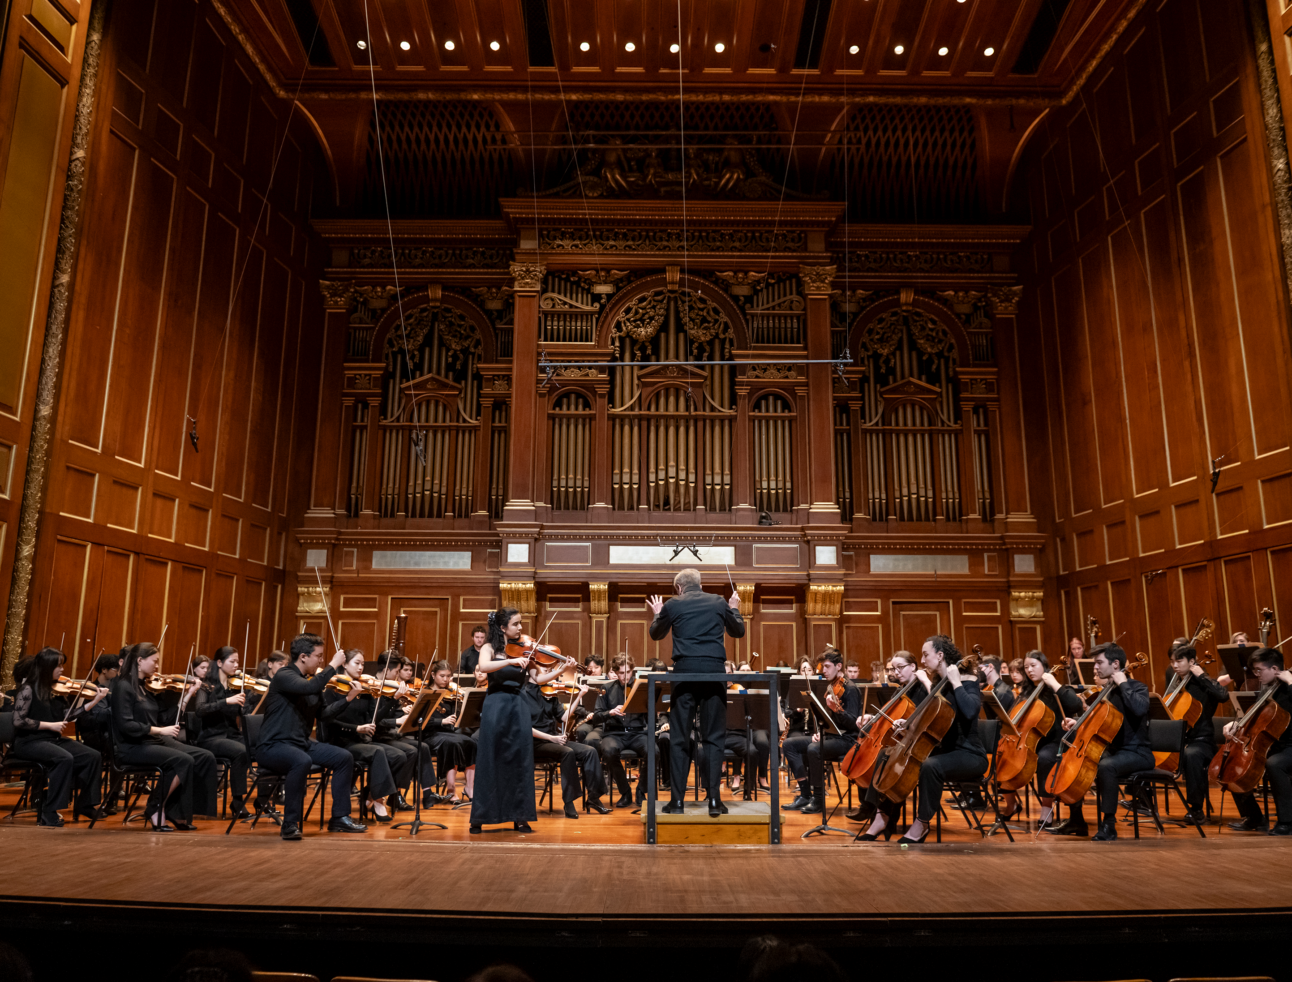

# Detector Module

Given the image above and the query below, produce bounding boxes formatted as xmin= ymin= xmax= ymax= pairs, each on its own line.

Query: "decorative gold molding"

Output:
xmin=805 ymin=584 xmax=844 ymax=618
xmin=500 ymin=580 xmax=538 ymax=614
xmin=715 ymin=270 xmax=768 ymax=296
xmin=798 ymin=264 xmax=837 ymax=296
xmin=575 ymin=269 xmax=631 ymax=293
xmin=297 ymin=585 xmax=329 ymax=616
xmin=354 ymin=284 xmax=398 ymax=308
xmin=747 ymin=364 xmax=795 ymax=380
xmin=474 ymin=286 xmax=510 ymax=309
xmin=589 ymin=583 xmax=609 ymax=616
xmin=987 ymin=285 xmax=1023 ymax=315
xmin=736 ymin=584 xmax=755 ymax=618
xmin=509 ymin=262 xmax=545 ymax=293
xmin=1010 ymin=590 xmax=1044 ymax=621
xmin=319 ymin=279 xmax=357 ymax=311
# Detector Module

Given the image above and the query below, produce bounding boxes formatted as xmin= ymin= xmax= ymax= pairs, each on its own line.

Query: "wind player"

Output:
xmin=648 ymin=568 xmax=745 ymax=818
xmin=1226 ymin=647 xmax=1292 ymax=835
xmin=1165 ymin=642 xmax=1231 ymax=827
xmin=1048 ymin=643 xmax=1152 ymax=841
xmin=781 ymin=649 xmax=861 ymax=815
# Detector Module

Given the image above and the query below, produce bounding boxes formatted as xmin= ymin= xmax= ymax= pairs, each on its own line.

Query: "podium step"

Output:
xmin=643 ymin=800 xmax=772 ymax=844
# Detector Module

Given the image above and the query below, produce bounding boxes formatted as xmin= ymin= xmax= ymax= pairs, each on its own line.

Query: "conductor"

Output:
xmin=647 ymin=568 xmax=745 ymax=817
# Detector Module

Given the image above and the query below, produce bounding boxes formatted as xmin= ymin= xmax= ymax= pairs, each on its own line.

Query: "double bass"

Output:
xmin=839 ymin=674 xmax=921 ymax=788
xmin=1208 ymin=674 xmax=1291 ymax=794
xmin=872 ymin=649 xmax=979 ymax=805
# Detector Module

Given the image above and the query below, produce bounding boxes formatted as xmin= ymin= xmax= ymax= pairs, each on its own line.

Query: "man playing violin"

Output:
xmin=1165 ymin=643 xmax=1231 ymax=827
xmin=648 ymin=568 xmax=745 ymax=818
xmin=1051 ymin=643 xmax=1152 ymax=841
xmin=1227 ymin=648 xmax=1292 ymax=835
xmin=782 ymin=649 xmax=861 ymax=814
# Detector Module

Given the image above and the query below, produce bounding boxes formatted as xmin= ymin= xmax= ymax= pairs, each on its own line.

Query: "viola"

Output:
xmin=506 ymin=635 xmax=567 ymax=670
xmin=872 ymin=651 xmax=980 ymax=805
xmin=993 ymin=679 xmax=1057 ymax=792
xmin=143 ymin=673 xmax=209 ymax=694
xmin=839 ymin=678 xmax=919 ymax=788
xmin=1208 ymin=679 xmax=1291 ymax=794
xmin=1043 ymin=672 xmax=1123 ymax=805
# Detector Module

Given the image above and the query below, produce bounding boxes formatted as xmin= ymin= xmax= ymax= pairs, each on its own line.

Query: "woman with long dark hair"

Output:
xmin=111 ymin=642 xmax=218 ymax=830
xmin=12 ymin=647 xmax=107 ymax=826
xmin=470 ymin=607 xmax=560 ymax=833
xmin=425 ymin=659 xmax=476 ymax=803
xmin=189 ymin=646 xmax=252 ymax=819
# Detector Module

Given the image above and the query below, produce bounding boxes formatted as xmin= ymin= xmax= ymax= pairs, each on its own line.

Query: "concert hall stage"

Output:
xmin=1 ymin=825 xmax=1288 ymax=982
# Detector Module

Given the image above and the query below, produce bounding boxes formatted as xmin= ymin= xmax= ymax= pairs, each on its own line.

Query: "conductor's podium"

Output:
xmin=643 ymin=799 xmax=772 ymax=844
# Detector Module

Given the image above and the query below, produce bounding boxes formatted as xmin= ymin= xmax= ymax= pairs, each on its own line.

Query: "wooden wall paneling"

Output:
xmin=132 ymin=557 xmax=170 ymax=645
xmin=759 ymin=620 xmax=797 ymax=665
xmin=167 ymin=563 xmax=206 ymax=672
xmin=1179 ymin=562 xmax=1217 ymax=647
xmin=614 ymin=615 xmax=657 ymax=664
xmin=40 ymin=538 xmax=90 ymax=656
xmin=1221 ymin=554 xmax=1260 ymax=640
xmin=1078 ymin=243 xmax=1129 ymax=508
xmin=1013 ymin=623 xmax=1042 ymax=655
xmin=892 ymin=601 xmax=951 ymax=653
xmin=963 ymin=622 xmax=1003 ymax=658
xmin=209 ymin=572 xmax=235 ymax=649
xmin=1268 ymin=546 xmax=1292 ymax=642
xmin=90 ymin=548 xmax=135 ymax=664
xmin=338 ymin=619 xmax=377 ymax=655
xmin=391 ymin=598 xmax=450 ymax=664
xmin=842 ymin=622 xmax=883 ymax=672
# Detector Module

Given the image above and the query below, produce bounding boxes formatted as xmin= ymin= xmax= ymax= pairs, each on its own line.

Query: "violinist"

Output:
xmin=648 ymin=568 xmax=745 ymax=818
xmin=11 ymin=647 xmax=107 ymax=826
xmin=1051 ymin=643 xmax=1152 ymax=841
xmin=589 ymin=654 xmax=649 ymax=808
xmin=174 ymin=655 xmax=211 ymax=722
xmin=425 ymin=659 xmax=476 ymax=803
xmin=1226 ymin=647 xmax=1292 ymax=835
xmin=459 ymin=626 xmax=487 ymax=676
xmin=736 ymin=659 xmax=771 ymax=792
xmin=1000 ymin=651 xmax=1084 ymax=828
xmin=190 ymin=646 xmax=253 ymax=819
xmin=79 ymin=652 xmax=122 ymax=812
xmin=256 ymin=634 xmax=366 ymax=840
xmin=524 ymin=675 xmax=612 ymax=818
xmin=573 ymin=654 xmax=607 ymax=752
xmin=782 ymin=650 xmax=861 ymax=815
xmin=111 ymin=642 xmax=219 ymax=831
xmin=1165 ymin=643 xmax=1231 ymax=826
xmin=859 ymin=636 xmax=986 ymax=844
xmin=244 ymin=651 xmax=287 ymax=714
xmin=371 ymin=650 xmax=436 ymax=809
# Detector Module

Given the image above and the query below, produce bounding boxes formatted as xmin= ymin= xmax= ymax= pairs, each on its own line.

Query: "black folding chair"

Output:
xmin=0 ymin=712 xmax=46 ymax=822
xmin=226 ymin=715 xmax=330 ymax=834
xmin=1123 ymin=718 xmax=1204 ymax=839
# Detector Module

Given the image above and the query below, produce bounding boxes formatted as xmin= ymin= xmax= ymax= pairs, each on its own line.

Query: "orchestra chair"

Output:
xmin=931 ymin=719 xmax=1013 ymax=843
xmin=1120 ymin=719 xmax=1204 ymax=839
xmin=0 ymin=712 xmax=49 ymax=823
xmin=100 ymin=723 xmax=167 ymax=827
xmin=314 ymin=719 xmax=375 ymax=823
xmin=185 ymin=712 xmax=236 ymax=819
xmin=227 ymin=714 xmax=331 ymax=834
xmin=534 ymin=760 xmax=560 ymax=813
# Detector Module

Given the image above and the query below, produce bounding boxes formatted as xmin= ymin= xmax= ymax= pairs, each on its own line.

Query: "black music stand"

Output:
xmin=979 ymin=690 xmax=1020 ymax=840
xmin=391 ymin=689 xmax=448 ymax=835
xmin=799 ymin=686 xmax=852 ymax=838
xmin=725 ymin=693 xmax=771 ymax=801
xmin=449 ymin=688 xmax=486 ymax=809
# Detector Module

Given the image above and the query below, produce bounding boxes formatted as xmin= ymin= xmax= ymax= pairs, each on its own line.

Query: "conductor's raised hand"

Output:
xmin=728 ymin=590 xmax=741 ymax=610
xmin=646 ymin=595 xmax=665 ymax=617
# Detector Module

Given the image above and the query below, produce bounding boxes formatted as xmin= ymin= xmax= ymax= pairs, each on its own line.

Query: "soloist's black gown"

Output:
xmin=470 ymin=661 xmax=537 ymax=825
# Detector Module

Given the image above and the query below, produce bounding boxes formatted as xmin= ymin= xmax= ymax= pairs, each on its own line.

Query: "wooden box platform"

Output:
xmin=643 ymin=800 xmax=772 ymax=843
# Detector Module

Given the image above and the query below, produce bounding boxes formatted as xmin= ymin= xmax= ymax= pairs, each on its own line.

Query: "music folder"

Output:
xmin=454 ymin=688 xmax=486 ymax=730
xmin=399 ymin=688 xmax=447 ymax=736
xmin=623 ymin=676 xmax=669 ymax=715
xmin=979 ymin=688 xmax=1019 ymax=738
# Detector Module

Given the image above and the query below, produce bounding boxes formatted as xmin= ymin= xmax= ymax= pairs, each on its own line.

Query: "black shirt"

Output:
xmin=258 ymin=662 xmax=337 ymax=750
xmin=521 ymin=682 xmax=564 ymax=737
xmin=459 ymin=645 xmax=483 ymax=675
xmin=589 ymin=680 xmax=646 ymax=734
xmin=934 ymin=677 xmax=985 ymax=756
xmin=12 ymin=684 xmax=85 ymax=745
xmin=192 ymin=674 xmax=242 ymax=742
xmin=648 ymin=588 xmax=745 ymax=672
xmin=821 ymin=679 xmax=862 ymax=736
xmin=1169 ymin=670 xmax=1230 ymax=743
xmin=1266 ymin=682 xmax=1292 ymax=753
xmin=111 ymin=679 xmax=163 ymax=745
xmin=1105 ymin=678 xmax=1151 ymax=755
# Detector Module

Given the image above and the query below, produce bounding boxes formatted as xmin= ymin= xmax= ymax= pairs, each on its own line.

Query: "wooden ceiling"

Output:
xmin=223 ymin=0 xmax=1142 ymax=99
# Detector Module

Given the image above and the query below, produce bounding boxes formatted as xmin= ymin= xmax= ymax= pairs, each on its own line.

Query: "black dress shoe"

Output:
xmin=36 ymin=815 xmax=65 ymax=828
xmin=388 ymin=794 xmax=412 ymax=811
xmin=800 ymin=798 xmax=825 ymax=815
xmin=171 ymin=821 xmax=198 ymax=831
xmin=280 ymin=823 xmax=302 ymax=840
xmin=328 ymin=815 xmax=368 ymax=833
xmin=845 ymin=804 xmax=875 ymax=823
xmin=1045 ymin=819 xmax=1089 ymax=836
xmin=1269 ymin=822 xmax=1292 ymax=836
xmin=230 ymin=803 xmax=251 ymax=820
xmin=73 ymin=806 xmax=106 ymax=822
xmin=589 ymin=798 xmax=612 ymax=815
xmin=662 ymin=800 xmax=685 ymax=814
xmin=513 ymin=821 xmax=534 ymax=832
xmin=615 ymin=793 xmax=633 ymax=808
xmin=1182 ymin=809 xmax=1207 ymax=827
xmin=469 ymin=824 xmax=482 ymax=834
xmin=707 ymin=797 xmax=728 ymax=817
xmin=1092 ymin=821 xmax=1118 ymax=842
xmin=1228 ymin=816 xmax=1270 ymax=832
xmin=781 ymin=795 xmax=811 ymax=811
xmin=564 ymin=804 xmax=580 ymax=819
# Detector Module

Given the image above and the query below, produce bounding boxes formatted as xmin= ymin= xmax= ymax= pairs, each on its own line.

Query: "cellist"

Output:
xmin=843 ymin=651 xmax=930 ymax=823
xmin=1051 ymin=643 xmax=1152 ymax=841
xmin=1165 ymin=642 xmax=1231 ymax=827
xmin=999 ymin=651 xmax=1084 ymax=828
xmin=1226 ymin=647 xmax=1292 ymax=835
xmin=858 ymin=636 xmax=987 ymax=844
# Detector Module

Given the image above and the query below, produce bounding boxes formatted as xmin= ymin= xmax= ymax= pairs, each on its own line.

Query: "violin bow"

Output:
xmin=157 ymin=623 xmax=169 ymax=652
xmin=63 ymin=648 xmax=106 ymax=722
xmin=243 ymin=619 xmax=250 ymax=666
xmin=313 ymin=565 xmax=342 ymax=654
xmin=532 ymin=612 xmax=559 ymax=646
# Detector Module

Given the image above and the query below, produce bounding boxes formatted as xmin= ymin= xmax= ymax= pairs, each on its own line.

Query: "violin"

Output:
xmin=872 ymin=649 xmax=980 ymax=805
xmin=225 ymin=671 xmax=269 ymax=695
xmin=839 ymin=677 xmax=920 ymax=788
xmin=540 ymin=681 xmax=581 ymax=696
xmin=143 ymin=673 xmax=209 ymax=694
xmin=506 ymin=635 xmax=568 ymax=671
xmin=52 ymin=676 xmax=103 ymax=700
xmin=1208 ymin=676 xmax=1291 ymax=794
xmin=993 ymin=677 xmax=1057 ymax=792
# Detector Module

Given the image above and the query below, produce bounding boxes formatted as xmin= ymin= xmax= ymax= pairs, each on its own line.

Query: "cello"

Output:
xmin=839 ymin=674 xmax=921 ymax=788
xmin=1208 ymin=669 xmax=1291 ymax=795
xmin=1157 ymin=619 xmax=1215 ymax=771
xmin=993 ymin=674 xmax=1057 ymax=793
xmin=872 ymin=648 xmax=980 ymax=805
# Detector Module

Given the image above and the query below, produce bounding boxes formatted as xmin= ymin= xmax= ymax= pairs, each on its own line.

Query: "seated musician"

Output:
xmin=190 ymin=646 xmax=253 ymax=820
xmin=1052 ymin=643 xmax=1152 ymax=841
xmin=573 ymin=654 xmax=607 ymax=752
xmin=1165 ymin=642 xmax=1231 ymax=827
xmin=1000 ymin=651 xmax=1084 ymax=828
xmin=371 ymin=650 xmax=436 ymax=810
xmin=734 ymin=659 xmax=770 ymax=792
xmin=425 ymin=659 xmax=477 ymax=803
xmin=256 ymin=634 xmax=366 ymax=840
xmin=79 ymin=651 xmax=123 ymax=813
xmin=846 ymin=661 xmax=861 ymax=681
xmin=844 ymin=651 xmax=930 ymax=822
xmin=859 ymin=636 xmax=985 ymax=843
xmin=587 ymin=654 xmax=651 ymax=808
xmin=523 ymin=675 xmax=612 ymax=818
xmin=12 ymin=647 xmax=107 ymax=826
xmin=320 ymin=649 xmax=409 ymax=823
xmin=244 ymin=651 xmax=287 ymax=714
xmin=781 ymin=650 xmax=861 ymax=815
xmin=1007 ymin=658 xmax=1025 ymax=702
xmin=980 ymin=656 xmax=1015 ymax=713
xmin=1227 ymin=647 xmax=1292 ymax=835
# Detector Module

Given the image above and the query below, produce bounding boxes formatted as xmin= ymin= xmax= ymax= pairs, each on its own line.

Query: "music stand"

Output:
xmin=725 ymin=694 xmax=771 ymax=801
xmin=979 ymin=690 xmax=1020 ymax=840
xmin=1217 ymin=644 xmax=1255 ymax=689
xmin=391 ymin=689 xmax=448 ymax=835
xmin=799 ymin=687 xmax=851 ymax=838
xmin=1074 ymin=659 xmax=1097 ymax=687
xmin=623 ymin=676 xmax=668 ymax=715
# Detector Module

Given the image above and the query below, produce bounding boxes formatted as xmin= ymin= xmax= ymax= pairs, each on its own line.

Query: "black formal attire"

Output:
xmin=76 ymin=681 xmax=123 ymax=807
xmin=1165 ymin=669 xmax=1230 ymax=811
xmin=991 ymin=677 xmax=1016 ymax=713
xmin=525 ymin=683 xmax=606 ymax=809
xmin=648 ymin=588 xmax=745 ymax=802
xmin=1069 ymin=678 xmax=1154 ymax=824
xmin=190 ymin=675 xmax=252 ymax=803
xmin=320 ymin=689 xmax=404 ymax=801
xmin=782 ymin=680 xmax=862 ymax=803
xmin=589 ymin=679 xmax=650 ymax=802
xmin=1233 ymin=681 xmax=1292 ymax=825
xmin=111 ymin=679 xmax=218 ymax=823
xmin=256 ymin=663 xmax=355 ymax=829
xmin=424 ymin=692 xmax=477 ymax=774
xmin=373 ymin=693 xmax=436 ymax=797
xmin=12 ymin=684 xmax=102 ymax=824
xmin=470 ymin=661 xmax=537 ymax=825
xmin=458 ymin=645 xmax=483 ymax=676
xmin=1027 ymin=682 xmax=1086 ymax=793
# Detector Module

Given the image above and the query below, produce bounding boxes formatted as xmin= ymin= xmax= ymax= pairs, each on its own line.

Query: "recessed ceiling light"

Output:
xmin=894 ymin=45 xmax=904 ymax=55
xmin=624 ymin=41 xmax=636 ymax=52
xmin=444 ymin=39 xmax=455 ymax=51
xmin=356 ymin=39 xmax=367 ymax=50
xmin=580 ymin=41 xmax=590 ymax=52
xmin=984 ymin=46 xmax=995 ymax=56
xmin=490 ymin=40 xmax=500 ymax=51
xmin=938 ymin=46 xmax=949 ymax=56
xmin=399 ymin=41 xmax=410 ymax=51
xmin=670 ymin=43 xmax=680 ymax=54
xmin=849 ymin=44 xmax=859 ymax=55
xmin=714 ymin=42 xmax=725 ymax=53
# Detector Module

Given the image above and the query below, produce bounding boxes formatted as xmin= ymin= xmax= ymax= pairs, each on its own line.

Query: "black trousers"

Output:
xmin=784 ymin=734 xmax=850 ymax=795
xmin=196 ymin=734 xmax=250 ymax=798
xmin=257 ymin=740 xmax=353 ymax=828
xmin=1234 ymin=746 xmax=1292 ymax=825
xmin=669 ymin=681 xmax=726 ymax=802
xmin=116 ymin=737 xmax=217 ymax=822
xmin=1070 ymin=747 xmax=1154 ymax=821
xmin=428 ymin=731 xmax=477 ymax=771
xmin=916 ymin=749 xmax=988 ymax=823
xmin=379 ymin=735 xmax=435 ymax=792
xmin=1180 ymin=738 xmax=1216 ymax=811
xmin=534 ymin=739 xmax=606 ymax=805
xmin=575 ymin=723 xmax=602 ymax=755
xmin=344 ymin=741 xmax=402 ymax=800
xmin=14 ymin=738 xmax=101 ymax=823
xmin=601 ymin=730 xmax=649 ymax=799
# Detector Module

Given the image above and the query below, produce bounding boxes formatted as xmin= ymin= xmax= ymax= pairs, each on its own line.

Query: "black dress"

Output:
xmin=470 ymin=661 xmax=536 ymax=825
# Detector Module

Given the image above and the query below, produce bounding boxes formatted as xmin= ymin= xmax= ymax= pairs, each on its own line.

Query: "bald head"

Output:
xmin=673 ymin=568 xmax=701 ymax=593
